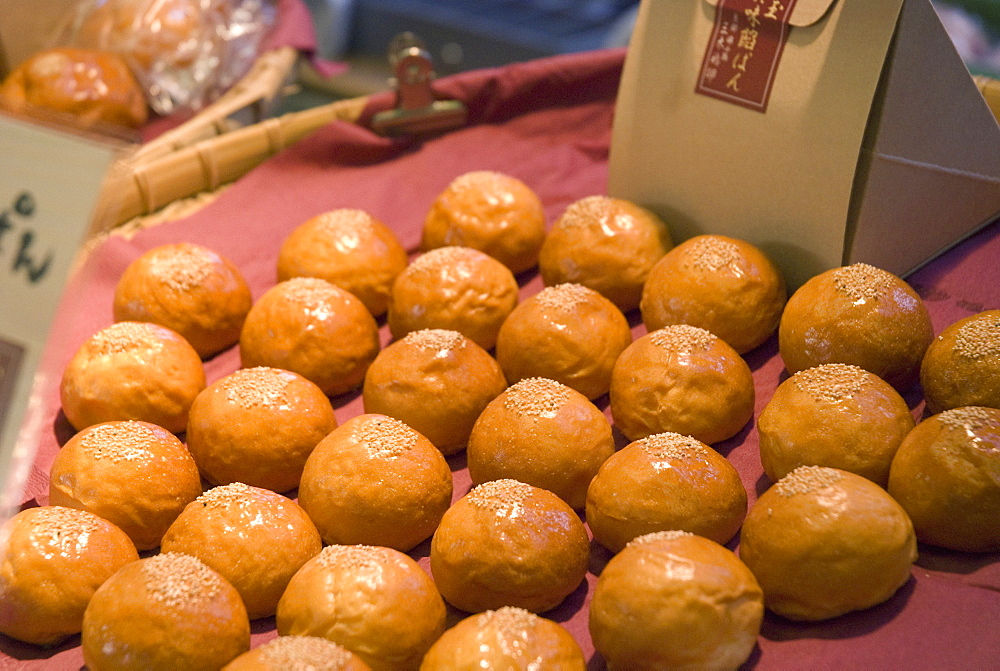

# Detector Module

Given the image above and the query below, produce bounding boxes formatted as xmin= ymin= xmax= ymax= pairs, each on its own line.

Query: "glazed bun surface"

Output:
xmin=920 ymin=310 xmax=1000 ymax=414
xmin=223 ymin=635 xmax=372 ymax=670
xmin=539 ymin=195 xmax=672 ymax=311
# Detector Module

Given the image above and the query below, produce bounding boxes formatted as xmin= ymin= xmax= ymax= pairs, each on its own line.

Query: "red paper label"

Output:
xmin=695 ymin=0 xmax=798 ymax=112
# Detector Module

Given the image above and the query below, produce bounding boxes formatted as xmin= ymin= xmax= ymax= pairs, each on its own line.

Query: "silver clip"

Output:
xmin=371 ymin=33 xmax=468 ymax=137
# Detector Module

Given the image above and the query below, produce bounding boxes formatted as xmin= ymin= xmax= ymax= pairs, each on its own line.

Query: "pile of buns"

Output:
xmin=2 ymin=168 xmax=998 ymax=669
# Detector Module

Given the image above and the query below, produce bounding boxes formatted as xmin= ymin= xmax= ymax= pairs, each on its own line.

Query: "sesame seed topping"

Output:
xmin=91 ymin=322 xmax=163 ymax=355
xmin=259 ymin=636 xmax=358 ymax=670
xmin=403 ymin=328 xmax=467 ymax=352
xmin=774 ymin=465 xmax=844 ymax=497
xmin=648 ymin=325 xmax=716 ymax=352
xmin=532 ymin=283 xmax=595 ymax=311
xmin=503 ymin=378 xmax=571 ymax=418
xmin=954 ymin=316 xmax=1000 ymax=359
xmin=315 ymin=209 xmax=375 ymax=236
xmin=410 ymin=246 xmax=474 ymax=272
xmin=938 ymin=406 xmax=1000 ymax=432
xmin=29 ymin=506 xmax=101 ymax=550
xmin=195 ymin=482 xmax=256 ymax=508
xmin=280 ymin=277 xmax=341 ymax=307
xmin=357 ymin=415 xmax=419 ymax=459
xmin=146 ymin=245 xmax=215 ymax=292
xmin=556 ymin=196 xmax=611 ymax=229
xmin=791 ymin=364 xmax=868 ymax=402
xmin=141 ymin=552 xmax=222 ymax=609
xmin=222 ymin=367 xmax=292 ymax=409
xmin=451 ymin=170 xmax=504 ymax=194
xmin=628 ymin=530 xmax=693 ymax=547
xmin=481 ymin=607 xmax=539 ymax=636
xmin=79 ymin=421 xmax=157 ymax=462
xmin=467 ymin=479 xmax=534 ymax=515
xmin=832 ymin=263 xmax=896 ymax=302
xmin=639 ymin=432 xmax=708 ymax=461
xmin=685 ymin=236 xmax=742 ymax=272
xmin=314 ymin=544 xmax=386 ymax=571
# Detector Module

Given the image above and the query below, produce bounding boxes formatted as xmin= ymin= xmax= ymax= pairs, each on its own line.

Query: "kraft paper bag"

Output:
xmin=609 ymin=0 xmax=1000 ymax=288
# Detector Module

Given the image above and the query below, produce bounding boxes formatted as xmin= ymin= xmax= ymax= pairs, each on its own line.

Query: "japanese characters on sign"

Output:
xmin=696 ymin=0 xmax=799 ymax=112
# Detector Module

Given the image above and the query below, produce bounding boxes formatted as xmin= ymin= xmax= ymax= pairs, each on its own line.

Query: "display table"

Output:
xmin=3 ymin=48 xmax=999 ymax=669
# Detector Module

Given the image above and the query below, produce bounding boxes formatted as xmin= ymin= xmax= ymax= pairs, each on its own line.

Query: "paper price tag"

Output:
xmin=0 ymin=112 xmax=122 ymax=521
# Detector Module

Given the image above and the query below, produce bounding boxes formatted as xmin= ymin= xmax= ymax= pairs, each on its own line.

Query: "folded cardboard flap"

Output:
xmin=0 ymin=0 xmax=80 ymax=78
xmin=610 ymin=0 xmax=1000 ymax=289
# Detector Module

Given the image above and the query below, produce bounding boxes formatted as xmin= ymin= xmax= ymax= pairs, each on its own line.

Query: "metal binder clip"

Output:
xmin=371 ymin=33 xmax=468 ymax=137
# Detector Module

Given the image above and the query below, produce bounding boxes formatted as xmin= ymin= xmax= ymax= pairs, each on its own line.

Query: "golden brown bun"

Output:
xmin=430 ymin=479 xmax=590 ymax=614
xmin=75 ymin=0 xmax=208 ymax=71
xmin=421 ymin=171 xmax=546 ymax=275
xmin=589 ymin=531 xmax=763 ymax=671
xmin=224 ymin=635 xmax=372 ymax=670
xmin=420 ymin=606 xmax=586 ymax=671
xmin=609 ymin=325 xmax=754 ymax=444
xmin=779 ymin=263 xmax=933 ymax=391
xmin=495 ymin=283 xmax=632 ymax=400
xmin=48 ymin=420 xmax=203 ymax=551
xmin=362 ymin=329 xmax=507 ymax=455
xmin=740 ymin=466 xmax=916 ymax=621
xmin=388 ymin=246 xmax=519 ymax=350
xmin=0 ymin=506 xmax=138 ymax=646
xmin=60 ymin=321 xmax=205 ymax=433
xmin=640 ymin=234 xmax=786 ymax=353
xmin=185 ymin=367 xmax=338 ymax=492
xmin=113 ymin=243 xmax=252 ymax=358
xmin=586 ymin=432 xmax=747 ymax=552
xmin=240 ymin=278 xmax=380 ymax=397
xmin=538 ymin=195 xmax=672 ymax=312
xmin=161 ymin=483 xmax=323 ymax=619
xmin=276 ymin=544 xmax=446 ymax=671
xmin=82 ymin=552 xmax=250 ymax=670
xmin=920 ymin=310 xmax=1000 ymax=414
xmin=277 ymin=209 xmax=409 ymax=317
xmin=758 ymin=364 xmax=915 ymax=487
xmin=298 ymin=414 xmax=453 ymax=551
xmin=467 ymin=377 xmax=615 ymax=509
xmin=0 ymin=47 xmax=147 ymax=129
xmin=888 ymin=406 xmax=1000 ymax=552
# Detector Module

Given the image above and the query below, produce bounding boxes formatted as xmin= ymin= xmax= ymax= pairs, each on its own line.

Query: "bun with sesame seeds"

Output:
xmin=495 ymin=283 xmax=632 ymax=400
xmin=277 ymin=209 xmax=409 ymax=317
xmin=887 ymin=406 xmax=1000 ymax=552
xmin=81 ymin=552 xmax=250 ymax=670
xmin=585 ymin=432 xmax=747 ymax=552
xmin=739 ymin=465 xmax=917 ymax=621
xmin=48 ymin=420 xmax=203 ymax=551
xmin=223 ymin=635 xmax=372 ymax=670
xmin=185 ymin=367 xmax=338 ymax=493
xmin=387 ymin=246 xmax=519 ymax=350
xmin=538 ymin=195 xmax=673 ymax=312
xmin=239 ymin=278 xmax=381 ymax=397
xmin=419 ymin=606 xmax=586 ymax=670
xmin=429 ymin=479 xmax=590 ymax=614
xmin=640 ymin=234 xmax=786 ymax=354
xmin=758 ymin=363 xmax=915 ymax=487
xmin=919 ymin=310 xmax=1000 ymax=414
xmin=778 ymin=263 xmax=933 ymax=391
xmin=59 ymin=321 xmax=205 ymax=433
xmin=276 ymin=544 xmax=446 ymax=671
xmin=113 ymin=242 xmax=252 ymax=358
xmin=161 ymin=483 xmax=322 ymax=619
xmin=609 ymin=325 xmax=754 ymax=444
xmin=588 ymin=530 xmax=763 ymax=671
xmin=421 ymin=171 xmax=547 ymax=275
xmin=297 ymin=414 xmax=453 ymax=551
xmin=362 ymin=329 xmax=507 ymax=455
xmin=0 ymin=506 xmax=138 ymax=646
xmin=467 ymin=377 xmax=615 ymax=509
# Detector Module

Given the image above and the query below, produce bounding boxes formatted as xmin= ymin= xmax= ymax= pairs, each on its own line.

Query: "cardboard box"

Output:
xmin=609 ymin=0 xmax=1000 ymax=288
xmin=0 ymin=0 xmax=81 ymax=77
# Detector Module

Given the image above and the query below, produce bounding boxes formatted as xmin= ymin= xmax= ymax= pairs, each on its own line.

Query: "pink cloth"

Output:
xmin=3 ymin=48 xmax=999 ymax=670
